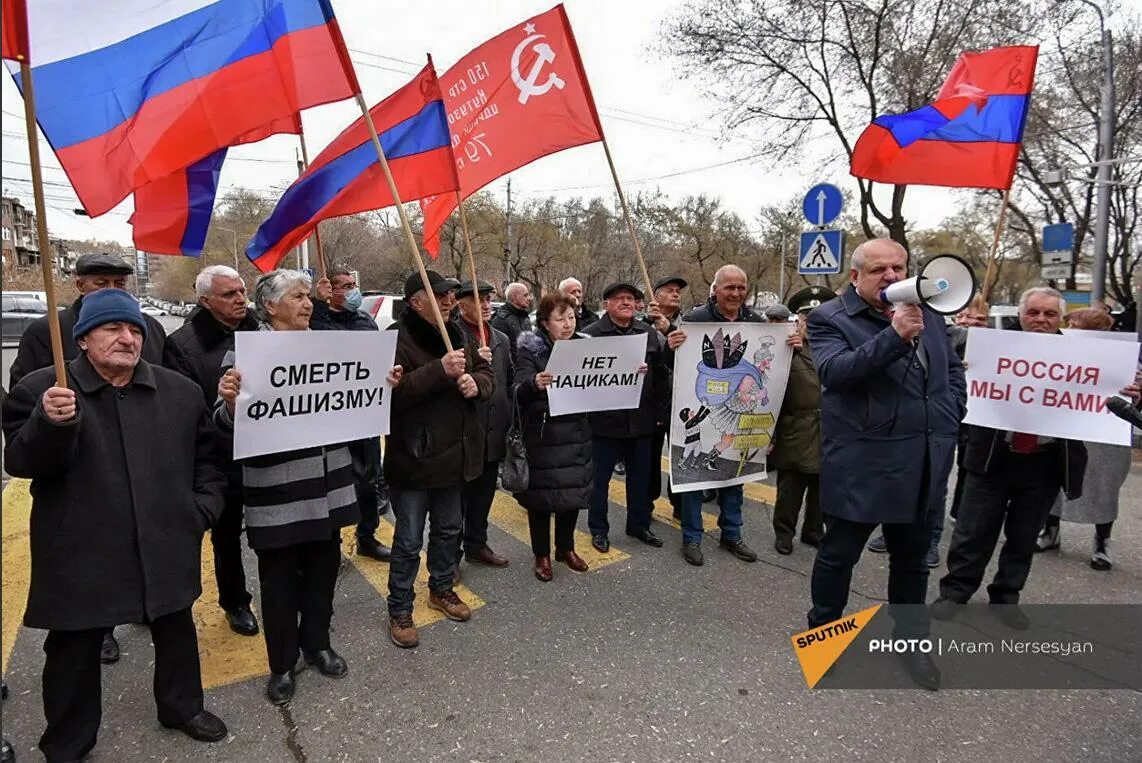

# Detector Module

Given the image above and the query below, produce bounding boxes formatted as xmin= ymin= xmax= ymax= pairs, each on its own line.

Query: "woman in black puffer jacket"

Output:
xmin=514 ymin=292 xmax=594 ymax=581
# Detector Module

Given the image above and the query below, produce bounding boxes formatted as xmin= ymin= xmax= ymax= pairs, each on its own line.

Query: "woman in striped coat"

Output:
xmin=215 ymin=270 xmax=402 ymax=706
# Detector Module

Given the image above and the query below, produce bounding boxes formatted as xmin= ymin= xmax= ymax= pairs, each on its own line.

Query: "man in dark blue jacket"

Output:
xmin=806 ymin=239 xmax=965 ymax=691
xmin=310 ymin=267 xmax=392 ymax=562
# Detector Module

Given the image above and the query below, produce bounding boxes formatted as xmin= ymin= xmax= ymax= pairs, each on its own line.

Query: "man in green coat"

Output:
xmin=769 ymin=287 xmax=833 ymax=555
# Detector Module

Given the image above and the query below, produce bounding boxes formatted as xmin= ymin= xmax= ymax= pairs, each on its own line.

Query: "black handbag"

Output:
xmin=500 ymin=386 xmax=529 ymax=492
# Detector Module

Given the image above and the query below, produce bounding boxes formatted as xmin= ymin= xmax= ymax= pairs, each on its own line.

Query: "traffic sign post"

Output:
xmin=1042 ymin=222 xmax=1074 ymax=254
xmin=799 ymin=230 xmax=844 ymax=275
xmin=1041 ymin=264 xmax=1069 ymax=281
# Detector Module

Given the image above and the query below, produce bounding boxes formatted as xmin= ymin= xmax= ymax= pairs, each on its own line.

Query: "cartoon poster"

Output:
xmin=669 ymin=322 xmax=794 ymax=492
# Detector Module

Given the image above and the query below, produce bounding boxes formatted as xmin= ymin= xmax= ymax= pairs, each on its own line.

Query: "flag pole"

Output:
xmin=297 ymin=130 xmax=328 ymax=281
xmin=18 ymin=63 xmax=67 ymax=388
xmin=980 ymin=187 xmax=1011 ymax=304
xmin=600 ymin=138 xmax=654 ymax=299
xmin=352 ymin=92 xmax=454 ymax=352
xmin=455 ymin=192 xmax=486 ymax=348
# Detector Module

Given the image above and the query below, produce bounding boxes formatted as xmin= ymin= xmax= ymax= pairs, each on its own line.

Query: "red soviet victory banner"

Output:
xmin=420 ymin=3 xmax=603 ymax=256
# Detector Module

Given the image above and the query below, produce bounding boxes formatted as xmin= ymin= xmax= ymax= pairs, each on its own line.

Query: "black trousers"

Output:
xmin=940 ymin=451 xmax=1061 ymax=604
xmin=648 ymin=424 xmax=678 ymax=509
xmin=528 ymin=511 xmax=579 ymax=557
xmin=808 ymin=515 xmax=931 ymax=637
xmin=40 ymin=608 xmax=203 ymax=763
xmin=772 ymin=469 xmax=822 ymax=542
xmin=255 ymin=534 xmax=342 ymax=675
xmin=350 ymin=438 xmax=385 ymax=540
xmin=461 ymin=459 xmax=500 ymax=555
xmin=213 ymin=489 xmax=252 ymax=611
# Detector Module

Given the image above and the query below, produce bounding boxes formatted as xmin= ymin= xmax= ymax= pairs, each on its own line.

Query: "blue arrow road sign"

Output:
xmin=802 ymin=183 xmax=844 ymax=227
xmin=1042 ymin=222 xmax=1074 ymax=252
xmin=799 ymin=230 xmax=844 ymax=275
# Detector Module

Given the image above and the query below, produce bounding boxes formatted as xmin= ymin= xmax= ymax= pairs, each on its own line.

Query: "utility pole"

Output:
xmin=778 ymin=234 xmax=787 ymax=300
xmin=503 ymin=177 xmax=513 ymax=286
xmin=1091 ymin=20 xmax=1114 ymax=304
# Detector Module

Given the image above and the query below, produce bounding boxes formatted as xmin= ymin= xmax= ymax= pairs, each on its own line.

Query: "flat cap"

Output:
xmin=404 ymin=270 xmax=460 ymax=300
xmin=764 ymin=304 xmax=792 ymax=321
xmin=75 ymin=252 xmax=134 ymax=276
xmin=653 ymin=275 xmax=688 ymax=292
xmin=457 ymin=279 xmax=495 ymax=298
xmin=602 ymin=281 xmax=644 ymax=300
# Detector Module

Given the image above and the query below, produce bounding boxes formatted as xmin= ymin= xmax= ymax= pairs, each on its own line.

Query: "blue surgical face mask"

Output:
xmin=343 ymin=288 xmax=363 ymax=312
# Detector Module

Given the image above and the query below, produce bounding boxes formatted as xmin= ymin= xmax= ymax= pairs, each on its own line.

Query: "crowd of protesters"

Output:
xmin=2 ymin=243 xmax=1140 ymax=758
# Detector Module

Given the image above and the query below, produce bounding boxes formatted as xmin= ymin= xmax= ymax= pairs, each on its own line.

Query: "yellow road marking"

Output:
xmin=486 ymin=491 xmax=630 ymax=569
xmin=2 ymin=480 xmax=32 ymax=675
xmin=193 ymin=539 xmax=269 ymax=690
xmin=341 ymin=520 xmax=486 ymax=628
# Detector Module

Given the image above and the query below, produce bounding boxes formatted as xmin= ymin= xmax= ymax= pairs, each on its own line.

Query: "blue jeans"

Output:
xmin=679 ymin=485 xmax=743 ymax=545
xmin=387 ymin=486 xmax=462 ymax=615
xmin=588 ymin=435 xmax=652 ymax=537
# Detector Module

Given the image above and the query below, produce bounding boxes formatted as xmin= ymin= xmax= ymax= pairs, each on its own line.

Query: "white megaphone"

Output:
xmin=880 ymin=254 xmax=977 ymax=315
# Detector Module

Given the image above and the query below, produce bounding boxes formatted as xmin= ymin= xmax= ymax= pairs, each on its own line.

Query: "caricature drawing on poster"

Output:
xmin=669 ymin=323 xmax=794 ymax=492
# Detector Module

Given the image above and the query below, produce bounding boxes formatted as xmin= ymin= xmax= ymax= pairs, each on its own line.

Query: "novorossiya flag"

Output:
xmin=420 ymin=3 xmax=604 ymax=257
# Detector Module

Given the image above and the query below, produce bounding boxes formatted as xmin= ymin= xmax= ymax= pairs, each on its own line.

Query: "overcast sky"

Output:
xmin=1 ymin=0 xmax=1128 ymax=249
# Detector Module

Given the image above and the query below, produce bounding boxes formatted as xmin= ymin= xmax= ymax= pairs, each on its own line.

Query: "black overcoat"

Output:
xmin=2 ymin=355 xmax=225 ymax=630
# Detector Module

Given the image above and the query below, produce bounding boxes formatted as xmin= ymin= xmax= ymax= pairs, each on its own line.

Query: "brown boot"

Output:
xmin=534 ymin=556 xmax=553 ymax=582
xmin=555 ymin=549 xmax=589 ymax=573
xmin=467 ymin=546 xmax=510 ymax=567
xmin=388 ymin=613 xmax=418 ymax=648
xmin=427 ymin=589 xmax=472 ymax=622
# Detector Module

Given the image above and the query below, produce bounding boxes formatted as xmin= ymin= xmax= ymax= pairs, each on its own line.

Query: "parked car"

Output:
xmin=360 ymin=293 xmax=406 ymax=329
xmin=988 ymin=305 xmax=1019 ymax=330
xmin=140 ymin=305 xmax=168 ymax=317
xmin=2 ymin=293 xmax=49 ymax=345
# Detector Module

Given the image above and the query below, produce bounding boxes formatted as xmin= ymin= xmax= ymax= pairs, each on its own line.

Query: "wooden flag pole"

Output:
xmin=456 ymin=192 xmax=487 ymax=349
xmin=600 ymin=138 xmax=654 ymax=299
xmin=353 ymin=92 xmax=453 ymax=352
xmin=19 ymin=63 xmax=67 ymax=388
xmin=297 ymin=130 xmax=328 ymax=281
xmin=980 ymin=188 xmax=1012 ymax=304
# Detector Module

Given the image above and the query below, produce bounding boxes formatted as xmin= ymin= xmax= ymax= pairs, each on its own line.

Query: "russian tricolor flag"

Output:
xmin=9 ymin=0 xmax=359 ymax=217
xmin=247 ymin=61 xmax=459 ymax=272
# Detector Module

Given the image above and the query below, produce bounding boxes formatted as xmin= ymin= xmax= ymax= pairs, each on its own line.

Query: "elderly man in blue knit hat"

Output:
xmin=2 ymin=289 xmax=230 ymax=761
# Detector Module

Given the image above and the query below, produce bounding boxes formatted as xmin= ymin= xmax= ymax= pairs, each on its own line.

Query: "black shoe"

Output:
xmin=800 ymin=534 xmax=821 ymax=548
xmin=774 ymin=535 xmax=794 ymax=555
xmin=1 ymin=737 xmax=12 ymax=763
xmin=719 ymin=538 xmax=758 ymax=562
xmin=627 ymin=529 xmax=663 ymax=548
xmin=898 ymin=652 xmax=940 ymax=691
xmin=1034 ymin=525 xmax=1060 ymax=552
xmin=702 ymin=489 xmax=717 ymax=503
xmin=613 ymin=461 xmax=626 ymax=475
xmin=990 ymin=603 xmax=1030 ymax=630
xmin=929 ymin=596 xmax=963 ymax=621
xmin=591 ymin=534 xmax=610 ymax=553
xmin=304 ymin=649 xmax=348 ymax=679
xmin=866 ymin=533 xmax=888 ymax=553
xmin=100 ymin=631 xmax=120 ymax=664
xmin=164 ymin=709 xmax=228 ymax=742
xmin=224 ymin=606 xmax=259 ymax=636
xmin=682 ymin=543 xmax=704 ymax=566
xmin=357 ymin=536 xmax=392 ymax=562
xmin=925 ymin=545 xmax=941 ymax=569
xmin=266 ymin=672 xmax=296 ymax=706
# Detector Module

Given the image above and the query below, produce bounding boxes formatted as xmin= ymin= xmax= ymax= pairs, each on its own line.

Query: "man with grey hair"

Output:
xmin=933 ymin=286 xmax=1140 ymax=627
xmin=559 ymin=277 xmax=600 ymax=332
xmin=164 ymin=263 xmax=261 ymax=636
xmin=491 ymin=281 xmax=533 ymax=360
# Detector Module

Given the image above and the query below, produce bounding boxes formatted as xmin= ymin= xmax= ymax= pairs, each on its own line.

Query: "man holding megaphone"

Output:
xmin=805 ymin=238 xmax=969 ymax=691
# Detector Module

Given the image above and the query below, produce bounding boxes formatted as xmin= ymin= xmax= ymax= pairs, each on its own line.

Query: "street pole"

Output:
xmin=1092 ymin=27 xmax=1114 ymax=305
xmin=504 ymin=177 xmax=513 ymax=286
xmin=778 ymin=234 xmax=786 ymax=300
xmin=217 ymin=226 xmax=239 ymax=270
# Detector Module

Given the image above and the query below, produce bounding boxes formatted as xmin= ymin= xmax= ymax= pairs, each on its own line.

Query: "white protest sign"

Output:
xmin=233 ymin=330 xmax=398 ymax=459
xmin=964 ymin=328 xmax=1139 ymax=446
xmin=668 ymin=322 xmax=794 ymax=493
xmin=545 ymin=334 xmax=648 ymax=416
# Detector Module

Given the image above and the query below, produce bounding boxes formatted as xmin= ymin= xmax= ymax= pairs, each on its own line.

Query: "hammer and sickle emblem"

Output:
xmin=511 ymin=33 xmax=565 ymax=105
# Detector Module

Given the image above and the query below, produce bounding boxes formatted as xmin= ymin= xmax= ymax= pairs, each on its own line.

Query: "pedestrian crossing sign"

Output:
xmin=799 ymin=230 xmax=844 ymax=274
